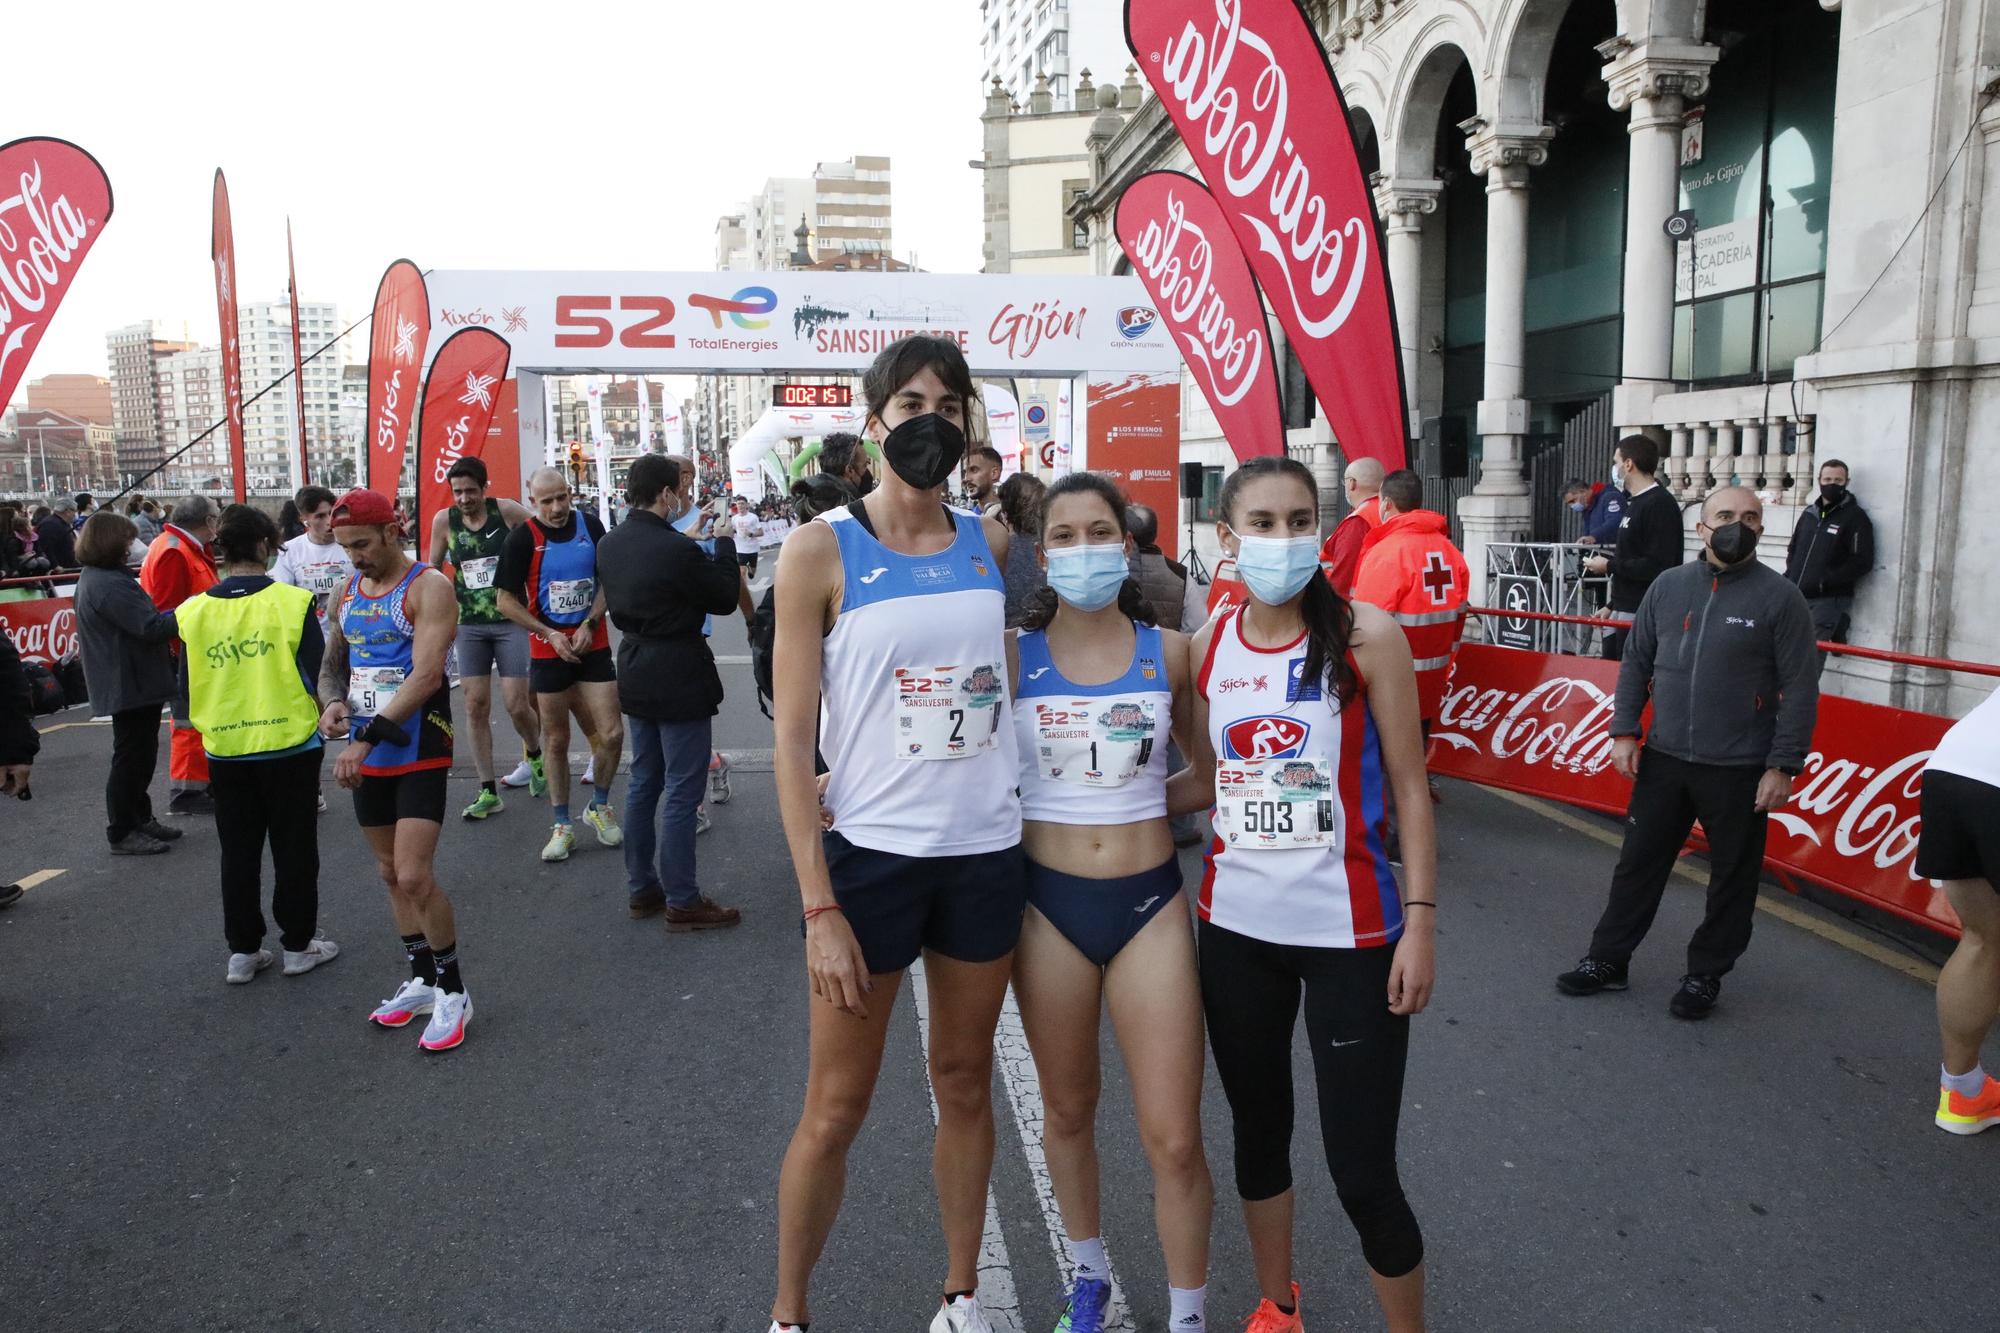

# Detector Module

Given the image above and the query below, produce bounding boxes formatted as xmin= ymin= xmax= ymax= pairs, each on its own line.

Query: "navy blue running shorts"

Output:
xmin=1026 ymin=857 xmax=1182 ymax=968
xmin=821 ymin=832 xmax=1027 ymax=976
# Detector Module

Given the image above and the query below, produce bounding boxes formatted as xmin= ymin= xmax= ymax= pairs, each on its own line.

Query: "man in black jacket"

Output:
xmin=1583 ymin=435 xmax=1685 ymax=660
xmin=1783 ymin=459 xmax=1873 ymax=646
xmin=1558 ymin=485 xmax=1819 ymax=1020
xmin=596 ymin=453 xmax=742 ymax=931
xmin=0 ymin=632 xmax=40 ymax=909
xmin=36 ymin=498 xmax=79 ymax=570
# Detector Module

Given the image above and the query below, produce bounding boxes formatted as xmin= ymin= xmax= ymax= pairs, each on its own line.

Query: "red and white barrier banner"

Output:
xmin=414 ymin=327 xmax=511 ymax=545
xmin=1430 ymin=643 xmax=1961 ymax=935
xmin=1115 ymin=171 xmax=1284 ymax=461
xmin=366 ymin=259 xmax=430 ymax=498
xmin=1125 ymin=0 xmax=1408 ymax=469
xmin=0 ymin=138 xmax=114 ymax=413
xmin=287 ymin=217 xmax=309 ymax=487
xmin=211 ymin=170 xmax=247 ymax=502
xmin=0 ymin=596 xmax=78 ymax=668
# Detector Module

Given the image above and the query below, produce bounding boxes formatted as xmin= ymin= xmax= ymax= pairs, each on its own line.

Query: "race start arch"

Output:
xmin=421 ymin=269 xmax=1194 ymax=552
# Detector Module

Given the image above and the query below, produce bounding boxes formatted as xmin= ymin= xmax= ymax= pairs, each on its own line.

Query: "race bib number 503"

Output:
xmin=1216 ymin=758 xmax=1337 ymax=850
xmin=896 ymin=664 xmax=1004 ymax=760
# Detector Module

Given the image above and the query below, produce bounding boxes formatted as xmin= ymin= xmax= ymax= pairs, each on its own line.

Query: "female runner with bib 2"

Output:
xmin=1009 ymin=472 xmax=1213 ymax=1333
xmin=1168 ymin=456 xmax=1438 ymax=1333
xmin=769 ymin=335 xmax=1024 ymax=1333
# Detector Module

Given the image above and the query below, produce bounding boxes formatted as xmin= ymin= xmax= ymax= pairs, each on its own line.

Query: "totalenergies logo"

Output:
xmin=689 ymin=286 xmax=777 ymax=330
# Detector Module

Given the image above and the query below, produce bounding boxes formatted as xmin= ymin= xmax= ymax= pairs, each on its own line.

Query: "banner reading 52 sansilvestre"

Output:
xmin=1125 ymin=0 xmax=1409 ymax=470
xmin=1115 ymin=171 xmax=1284 ymax=460
xmin=0 ymin=138 xmax=114 ymax=413
xmin=366 ymin=259 xmax=431 ymax=498
xmin=421 ymin=271 xmax=1177 ymax=375
xmin=414 ymin=327 xmax=511 ymax=547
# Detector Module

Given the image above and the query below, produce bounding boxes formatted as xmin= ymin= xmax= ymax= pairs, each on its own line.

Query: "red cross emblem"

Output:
xmin=1421 ymin=551 xmax=1456 ymax=606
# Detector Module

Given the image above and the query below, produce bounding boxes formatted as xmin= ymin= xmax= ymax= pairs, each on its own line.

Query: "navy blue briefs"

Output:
xmin=1025 ymin=856 xmax=1182 ymax=968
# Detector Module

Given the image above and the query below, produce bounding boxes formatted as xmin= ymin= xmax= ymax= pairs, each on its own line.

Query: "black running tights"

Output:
xmin=1197 ymin=918 xmax=1424 ymax=1278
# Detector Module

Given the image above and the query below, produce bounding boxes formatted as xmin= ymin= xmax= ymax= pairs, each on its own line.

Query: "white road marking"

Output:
xmin=993 ymin=986 xmax=1135 ymax=1331
xmin=909 ymin=958 xmax=1023 ymax=1333
xmin=14 ymin=869 xmax=65 ymax=891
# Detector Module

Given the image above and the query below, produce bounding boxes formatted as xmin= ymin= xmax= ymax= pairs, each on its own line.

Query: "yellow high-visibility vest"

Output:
xmin=176 ymin=582 xmax=321 ymax=758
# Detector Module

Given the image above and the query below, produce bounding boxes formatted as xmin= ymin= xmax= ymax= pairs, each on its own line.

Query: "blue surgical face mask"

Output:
xmin=1044 ymin=542 xmax=1129 ymax=612
xmin=1231 ymin=532 xmax=1321 ymax=606
xmin=673 ymin=499 xmax=702 ymax=533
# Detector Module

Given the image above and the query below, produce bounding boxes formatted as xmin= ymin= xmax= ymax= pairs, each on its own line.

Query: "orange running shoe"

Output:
xmin=1242 ymin=1282 xmax=1303 ymax=1333
xmin=1936 ymin=1074 xmax=2000 ymax=1135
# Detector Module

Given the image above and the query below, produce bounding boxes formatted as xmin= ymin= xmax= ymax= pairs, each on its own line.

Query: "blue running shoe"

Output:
xmin=1053 ymin=1276 xmax=1110 ymax=1333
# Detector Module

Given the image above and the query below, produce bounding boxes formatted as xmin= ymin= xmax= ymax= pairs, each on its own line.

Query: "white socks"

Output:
xmin=1943 ymin=1062 xmax=1987 ymax=1097
xmin=1068 ymin=1235 xmax=1109 ymax=1282
xmin=1169 ymin=1284 xmax=1208 ymax=1330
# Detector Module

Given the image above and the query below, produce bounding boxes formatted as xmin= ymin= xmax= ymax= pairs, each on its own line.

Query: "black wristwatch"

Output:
xmin=1777 ymin=764 xmax=1802 ymax=777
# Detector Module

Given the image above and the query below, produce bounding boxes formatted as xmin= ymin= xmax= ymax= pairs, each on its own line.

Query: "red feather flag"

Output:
xmin=287 ymin=218 xmax=309 ymax=486
xmin=364 ymin=259 xmax=430 ymax=498
xmin=0 ymin=137 xmax=114 ymax=414
xmin=1115 ymin=171 xmax=1285 ymax=460
xmin=414 ymin=327 xmax=512 ymax=548
xmin=210 ymin=170 xmax=247 ymax=501
xmin=1125 ymin=0 xmax=1409 ymax=467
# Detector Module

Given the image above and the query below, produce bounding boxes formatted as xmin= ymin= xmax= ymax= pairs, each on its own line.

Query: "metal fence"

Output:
xmin=1527 ymin=392 xmax=1619 ymax=542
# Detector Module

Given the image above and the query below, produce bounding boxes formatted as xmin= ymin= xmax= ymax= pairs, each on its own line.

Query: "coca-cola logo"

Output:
xmin=2 ymin=603 xmax=78 ymax=666
xmin=1435 ymin=676 xmax=1619 ymax=775
xmin=1147 ymin=3 xmax=1368 ymax=339
xmin=0 ymin=141 xmax=113 ymax=411
xmin=1126 ymin=183 xmax=1267 ymax=407
xmin=1780 ymin=748 xmax=1930 ymax=880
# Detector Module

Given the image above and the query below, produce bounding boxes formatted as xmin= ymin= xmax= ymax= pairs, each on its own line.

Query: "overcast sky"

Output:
xmin=8 ymin=0 xmax=987 ymax=397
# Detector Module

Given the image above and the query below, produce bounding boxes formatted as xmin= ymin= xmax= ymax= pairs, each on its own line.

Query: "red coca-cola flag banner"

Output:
xmin=211 ymin=170 xmax=247 ymax=502
xmin=1125 ymin=0 xmax=1409 ymax=469
xmin=414 ymin=327 xmax=511 ymax=547
xmin=1429 ymin=642 xmax=1962 ymax=937
xmin=0 ymin=138 xmax=114 ymax=415
xmin=0 ymin=595 xmax=78 ymax=669
xmin=1115 ymin=171 xmax=1283 ymax=461
xmin=287 ymin=217 xmax=309 ymax=486
xmin=365 ymin=259 xmax=430 ymax=498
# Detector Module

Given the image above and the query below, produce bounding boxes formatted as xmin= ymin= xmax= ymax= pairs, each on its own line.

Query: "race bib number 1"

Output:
xmin=547 ymin=578 xmax=593 ymax=617
xmin=1034 ymin=697 xmax=1156 ymax=787
xmin=895 ymin=664 xmax=1004 ymax=761
xmin=1215 ymin=758 xmax=1338 ymax=850
xmin=348 ymin=665 xmax=405 ymax=721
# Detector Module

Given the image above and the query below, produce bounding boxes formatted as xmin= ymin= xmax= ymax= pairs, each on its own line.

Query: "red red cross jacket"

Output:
xmin=1350 ymin=509 xmax=1470 ymax=722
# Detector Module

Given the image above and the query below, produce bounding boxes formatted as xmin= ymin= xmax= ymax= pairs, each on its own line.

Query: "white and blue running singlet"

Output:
xmin=1014 ymin=621 xmax=1172 ymax=826
xmin=818 ymin=504 xmax=1020 ymax=857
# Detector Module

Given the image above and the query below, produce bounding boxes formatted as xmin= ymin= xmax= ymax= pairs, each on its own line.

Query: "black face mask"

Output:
xmin=880 ymin=412 xmax=966 ymax=491
xmin=1819 ymin=483 xmax=1847 ymax=508
xmin=1708 ymin=521 xmax=1760 ymax=566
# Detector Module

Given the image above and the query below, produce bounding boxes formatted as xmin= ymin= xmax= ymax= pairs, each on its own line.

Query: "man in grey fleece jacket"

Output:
xmin=1557 ymin=486 xmax=1820 ymax=1020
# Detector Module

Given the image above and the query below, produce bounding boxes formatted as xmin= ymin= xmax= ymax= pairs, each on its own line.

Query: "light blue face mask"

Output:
xmin=673 ymin=500 xmax=702 ymax=533
xmin=1044 ymin=541 xmax=1129 ymax=611
xmin=1231 ymin=532 xmax=1321 ymax=605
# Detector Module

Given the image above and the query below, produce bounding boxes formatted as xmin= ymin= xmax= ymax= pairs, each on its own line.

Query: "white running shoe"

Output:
xmin=930 ymin=1294 xmax=995 ymax=1333
xmin=316 ymin=791 xmax=327 ymax=814
xmin=541 ymin=822 xmax=576 ymax=862
xmin=696 ymin=804 xmax=712 ymax=835
xmin=581 ymin=757 xmax=596 ymax=786
xmin=419 ymin=988 xmax=472 ymax=1052
xmin=225 ymin=949 xmax=274 ymax=985
xmin=282 ymin=936 xmax=340 ymax=976
xmin=708 ymin=751 xmax=732 ymax=804
xmin=369 ymin=977 xmax=436 ymax=1028
xmin=501 ymin=759 xmax=535 ymax=789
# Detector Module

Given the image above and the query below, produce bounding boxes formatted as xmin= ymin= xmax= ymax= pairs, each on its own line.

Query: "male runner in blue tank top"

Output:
xmin=316 ymin=489 xmax=474 ymax=1052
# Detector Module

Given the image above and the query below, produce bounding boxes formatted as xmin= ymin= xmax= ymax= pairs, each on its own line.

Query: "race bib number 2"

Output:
xmin=1034 ymin=697 xmax=1156 ymax=787
xmin=896 ymin=664 xmax=1004 ymax=761
xmin=348 ymin=665 xmax=405 ymax=721
xmin=1215 ymin=758 xmax=1337 ymax=850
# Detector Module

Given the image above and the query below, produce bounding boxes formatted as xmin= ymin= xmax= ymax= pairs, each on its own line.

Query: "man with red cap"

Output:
xmin=316 ymin=488 xmax=474 ymax=1052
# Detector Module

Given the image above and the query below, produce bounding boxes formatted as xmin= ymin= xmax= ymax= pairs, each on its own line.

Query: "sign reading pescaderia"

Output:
xmin=414 ymin=327 xmax=511 ymax=547
xmin=211 ymin=170 xmax=247 ymax=502
xmin=422 ymin=271 xmax=1176 ymax=375
xmin=1429 ymin=643 xmax=1962 ymax=936
xmin=1124 ymin=0 xmax=1408 ymax=469
xmin=365 ymin=259 xmax=430 ymax=498
xmin=1115 ymin=171 xmax=1284 ymax=461
xmin=0 ymin=138 xmax=114 ymax=416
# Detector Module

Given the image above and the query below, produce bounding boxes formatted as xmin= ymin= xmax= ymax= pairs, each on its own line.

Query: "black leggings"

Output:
xmin=1197 ymin=919 xmax=1423 ymax=1279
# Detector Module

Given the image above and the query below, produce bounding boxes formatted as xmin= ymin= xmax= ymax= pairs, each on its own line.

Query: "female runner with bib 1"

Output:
xmin=1008 ymin=473 xmax=1213 ymax=1333
xmin=1168 ymin=456 xmax=1437 ymax=1333
xmin=769 ymin=336 xmax=1025 ymax=1333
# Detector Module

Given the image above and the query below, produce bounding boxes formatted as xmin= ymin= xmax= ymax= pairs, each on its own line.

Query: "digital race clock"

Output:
xmin=773 ymin=384 xmax=853 ymax=408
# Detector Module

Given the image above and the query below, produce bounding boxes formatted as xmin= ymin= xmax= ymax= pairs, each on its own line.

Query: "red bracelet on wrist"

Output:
xmin=803 ymin=905 xmax=843 ymax=922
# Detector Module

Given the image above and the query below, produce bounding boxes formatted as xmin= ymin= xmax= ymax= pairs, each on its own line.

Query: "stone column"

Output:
xmin=1600 ymin=40 xmax=1718 ymax=435
xmin=1373 ymin=177 xmax=1442 ymax=440
xmin=1456 ymin=122 xmax=1550 ymax=605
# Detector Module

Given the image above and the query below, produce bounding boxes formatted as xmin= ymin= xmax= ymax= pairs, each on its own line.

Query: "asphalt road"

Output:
xmin=1 ymin=613 xmax=1994 ymax=1332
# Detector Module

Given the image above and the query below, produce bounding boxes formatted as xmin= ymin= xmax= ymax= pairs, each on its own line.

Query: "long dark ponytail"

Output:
xmin=1020 ymin=471 xmax=1156 ymax=631
xmin=1218 ymin=456 xmax=1358 ymax=705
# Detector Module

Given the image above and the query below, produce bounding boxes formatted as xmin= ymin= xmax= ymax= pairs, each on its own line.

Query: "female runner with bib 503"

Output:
xmin=769 ymin=336 xmax=1025 ymax=1333
xmin=1168 ymin=456 xmax=1437 ymax=1333
xmin=1009 ymin=472 xmax=1213 ymax=1333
